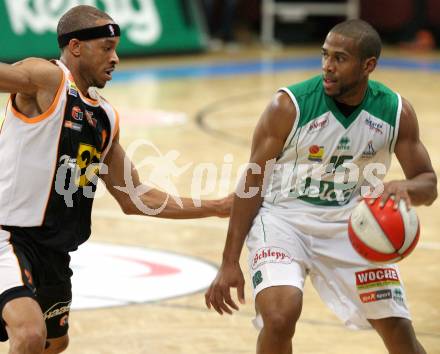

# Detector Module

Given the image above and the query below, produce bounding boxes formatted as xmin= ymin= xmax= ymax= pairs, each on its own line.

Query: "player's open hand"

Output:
xmin=205 ymin=261 xmax=245 ymax=315
xmin=369 ymin=180 xmax=412 ymax=210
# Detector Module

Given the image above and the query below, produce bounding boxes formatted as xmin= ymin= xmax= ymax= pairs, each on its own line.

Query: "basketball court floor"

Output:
xmin=0 ymin=45 xmax=439 ymax=353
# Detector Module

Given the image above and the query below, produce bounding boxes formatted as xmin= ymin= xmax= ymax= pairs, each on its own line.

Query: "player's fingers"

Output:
xmin=223 ymin=288 xmax=238 ymax=311
xmin=215 ymin=290 xmax=232 ymax=315
xmin=237 ymin=284 xmax=245 ymax=305
xmin=393 ymin=192 xmax=402 ymax=210
xmin=405 ymin=196 xmax=412 ymax=210
xmin=401 ymin=191 xmax=412 ymax=210
xmin=207 ymin=285 xmax=224 ymax=315
xmin=380 ymin=190 xmax=392 ymax=208
xmin=205 ymin=288 xmax=212 ymax=309
xmin=210 ymin=293 xmax=224 ymax=315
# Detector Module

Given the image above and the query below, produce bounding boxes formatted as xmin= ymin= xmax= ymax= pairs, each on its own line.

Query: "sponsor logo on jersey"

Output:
xmin=360 ymin=289 xmax=392 ymax=303
xmin=76 ymin=143 xmax=102 ymax=186
xmin=295 ymin=178 xmax=356 ymax=206
xmin=252 ymin=247 xmax=292 ymax=269
xmin=59 ymin=314 xmax=69 ymax=327
xmin=393 ymin=288 xmax=405 ymax=304
xmin=308 ymin=145 xmax=325 ymax=162
xmin=71 ymin=106 xmax=83 ymax=121
xmin=355 ymin=268 xmax=401 ymax=290
xmin=337 ymin=136 xmax=350 ymax=151
xmin=85 ymin=110 xmax=97 ymax=127
xmin=64 ymin=120 xmax=82 ymax=132
xmin=308 ymin=116 xmax=329 ymax=133
xmin=68 ymin=88 xmax=78 ymax=97
xmin=43 ymin=301 xmax=71 ymax=320
xmin=252 ymin=270 xmax=263 ymax=288
xmin=68 ymin=82 xmax=78 ymax=97
xmin=361 ymin=140 xmax=376 ymax=159
xmin=365 ymin=117 xmax=383 ymax=134
xmin=23 ymin=268 xmax=33 ymax=285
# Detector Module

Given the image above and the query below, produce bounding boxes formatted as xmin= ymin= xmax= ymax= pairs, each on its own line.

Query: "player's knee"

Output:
xmin=11 ymin=323 xmax=47 ymax=353
xmin=262 ymin=312 xmax=298 ymax=338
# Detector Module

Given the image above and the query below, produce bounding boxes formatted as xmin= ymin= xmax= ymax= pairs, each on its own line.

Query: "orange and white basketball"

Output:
xmin=348 ymin=197 xmax=420 ymax=264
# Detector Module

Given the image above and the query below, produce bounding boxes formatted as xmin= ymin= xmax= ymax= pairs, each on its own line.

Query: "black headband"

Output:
xmin=58 ymin=23 xmax=120 ymax=48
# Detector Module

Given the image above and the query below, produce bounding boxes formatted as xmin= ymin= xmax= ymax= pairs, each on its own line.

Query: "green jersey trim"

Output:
xmin=323 ymin=88 xmax=369 ymax=128
xmin=285 ymin=76 xmax=328 ymax=129
xmin=284 ymin=76 xmax=400 ymax=130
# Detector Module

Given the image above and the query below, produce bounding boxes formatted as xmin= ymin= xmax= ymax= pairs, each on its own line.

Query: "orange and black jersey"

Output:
xmin=0 ymin=60 xmax=119 ymax=252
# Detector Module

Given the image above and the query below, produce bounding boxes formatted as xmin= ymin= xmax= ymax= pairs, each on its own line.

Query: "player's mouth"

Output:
xmin=323 ymin=76 xmax=337 ymax=90
xmin=104 ymin=68 xmax=114 ymax=80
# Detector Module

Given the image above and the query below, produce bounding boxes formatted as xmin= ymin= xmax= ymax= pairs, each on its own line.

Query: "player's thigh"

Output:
xmin=3 ymin=297 xmax=46 ymax=341
xmin=0 ymin=227 xmax=38 ymax=342
xmin=247 ymin=213 xmax=309 ymax=296
xmin=247 ymin=213 xmax=308 ymax=331
xmin=309 ymin=233 xmax=411 ymax=329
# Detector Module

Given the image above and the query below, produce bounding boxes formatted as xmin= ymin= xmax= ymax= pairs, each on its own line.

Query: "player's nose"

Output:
xmin=111 ymin=51 xmax=119 ymax=66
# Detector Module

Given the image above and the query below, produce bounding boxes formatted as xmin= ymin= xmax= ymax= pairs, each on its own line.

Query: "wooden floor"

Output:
xmin=1 ymin=45 xmax=439 ymax=353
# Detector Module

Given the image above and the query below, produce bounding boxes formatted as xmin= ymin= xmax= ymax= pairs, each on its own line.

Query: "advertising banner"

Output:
xmin=0 ymin=0 xmax=207 ymax=62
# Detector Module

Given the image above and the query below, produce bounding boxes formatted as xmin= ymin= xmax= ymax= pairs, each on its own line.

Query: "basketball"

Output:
xmin=348 ymin=197 xmax=420 ymax=263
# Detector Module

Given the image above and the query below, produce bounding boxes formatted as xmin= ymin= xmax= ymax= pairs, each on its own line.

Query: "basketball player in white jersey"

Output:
xmin=206 ymin=20 xmax=437 ymax=354
xmin=0 ymin=5 xmax=231 ymax=354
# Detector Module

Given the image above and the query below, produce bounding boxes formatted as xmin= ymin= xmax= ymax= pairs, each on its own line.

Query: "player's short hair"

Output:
xmin=329 ymin=19 xmax=382 ymax=60
xmin=57 ymin=5 xmax=114 ymax=36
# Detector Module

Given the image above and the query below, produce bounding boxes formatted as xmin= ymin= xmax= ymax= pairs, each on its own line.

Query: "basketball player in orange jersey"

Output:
xmin=206 ymin=20 xmax=437 ymax=354
xmin=0 ymin=5 xmax=231 ymax=354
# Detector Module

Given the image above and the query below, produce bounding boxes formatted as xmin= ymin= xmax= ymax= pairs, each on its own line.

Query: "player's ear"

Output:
xmin=67 ymin=39 xmax=81 ymax=57
xmin=363 ymin=56 xmax=377 ymax=75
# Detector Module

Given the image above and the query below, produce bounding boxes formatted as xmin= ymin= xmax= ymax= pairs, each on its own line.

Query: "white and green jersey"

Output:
xmin=262 ymin=75 xmax=401 ymax=223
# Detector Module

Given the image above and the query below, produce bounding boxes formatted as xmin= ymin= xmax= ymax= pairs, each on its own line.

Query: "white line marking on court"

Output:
xmin=93 ymin=209 xmax=440 ymax=250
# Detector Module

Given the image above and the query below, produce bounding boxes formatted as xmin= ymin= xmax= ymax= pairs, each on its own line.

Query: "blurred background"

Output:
xmin=0 ymin=1 xmax=439 ymax=353
xmin=1 ymin=0 xmax=439 ymax=62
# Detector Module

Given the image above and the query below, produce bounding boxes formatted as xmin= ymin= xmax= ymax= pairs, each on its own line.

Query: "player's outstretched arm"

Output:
xmin=383 ymin=97 xmax=437 ymax=208
xmin=205 ymin=91 xmax=296 ymax=315
xmin=0 ymin=58 xmax=61 ymax=96
xmin=101 ymin=134 xmax=231 ymax=219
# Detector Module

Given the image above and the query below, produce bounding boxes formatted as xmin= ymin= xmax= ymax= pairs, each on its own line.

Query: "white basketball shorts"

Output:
xmin=246 ymin=210 xmax=411 ymax=330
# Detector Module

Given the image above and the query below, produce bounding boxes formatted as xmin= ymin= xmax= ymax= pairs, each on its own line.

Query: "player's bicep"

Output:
xmin=394 ymin=98 xmax=435 ymax=179
xmin=0 ymin=62 xmax=33 ymax=94
xmin=0 ymin=58 xmax=61 ymax=94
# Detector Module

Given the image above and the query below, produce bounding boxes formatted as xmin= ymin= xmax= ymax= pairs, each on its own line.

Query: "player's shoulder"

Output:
xmin=364 ymin=79 xmax=402 ymax=128
xmin=284 ymin=75 xmax=322 ymax=99
xmin=13 ymin=57 xmax=63 ymax=92
xmin=367 ymin=79 xmax=398 ymax=98
xmin=15 ymin=57 xmax=61 ymax=73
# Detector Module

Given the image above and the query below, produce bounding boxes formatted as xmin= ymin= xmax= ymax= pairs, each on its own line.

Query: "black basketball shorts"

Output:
xmin=0 ymin=227 xmax=72 ymax=342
